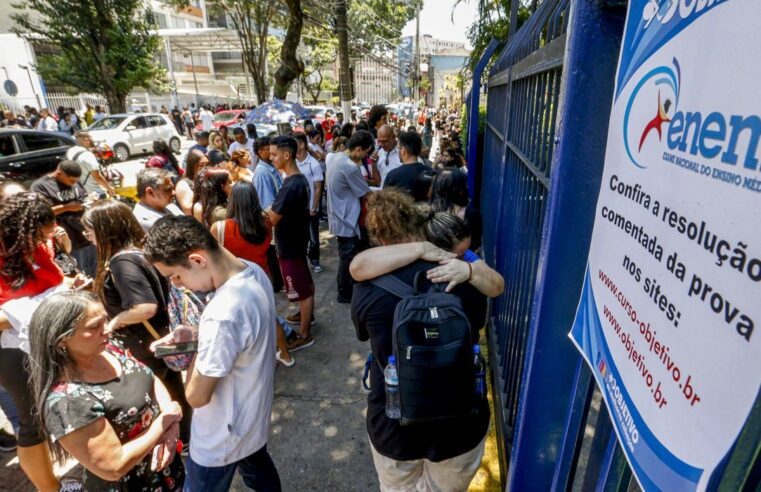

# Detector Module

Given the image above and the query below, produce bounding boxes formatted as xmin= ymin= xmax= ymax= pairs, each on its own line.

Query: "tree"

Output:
xmin=201 ymin=0 xmax=278 ymax=104
xmin=273 ymin=0 xmax=304 ymax=99
xmin=458 ymin=0 xmax=531 ymax=72
xmin=12 ymin=0 xmax=165 ymax=113
xmin=299 ymin=16 xmax=337 ymax=104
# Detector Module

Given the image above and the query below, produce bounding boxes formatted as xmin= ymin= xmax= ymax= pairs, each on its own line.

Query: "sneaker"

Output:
xmin=319 ymin=216 xmax=328 ymax=223
xmin=286 ymin=335 xmax=315 ymax=353
xmin=276 ymin=350 xmax=295 ymax=367
xmin=312 ymin=263 xmax=325 ymax=273
xmin=0 ymin=429 xmax=16 ymax=452
xmin=59 ymin=478 xmax=84 ymax=492
xmin=286 ymin=312 xmax=316 ymax=326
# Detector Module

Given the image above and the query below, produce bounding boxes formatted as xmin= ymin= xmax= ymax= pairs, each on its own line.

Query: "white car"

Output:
xmin=87 ymin=113 xmax=182 ymax=162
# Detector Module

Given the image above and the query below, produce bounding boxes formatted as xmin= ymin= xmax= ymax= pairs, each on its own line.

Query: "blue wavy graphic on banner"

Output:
xmin=570 ymin=269 xmax=704 ymax=490
xmin=615 ymin=0 xmax=731 ymax=100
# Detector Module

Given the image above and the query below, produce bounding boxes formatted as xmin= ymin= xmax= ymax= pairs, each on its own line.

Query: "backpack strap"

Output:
xmin=370 ymin=274 xmax=416 ymax=298
xmin=72 ymin=150 xmax=91 ymax=185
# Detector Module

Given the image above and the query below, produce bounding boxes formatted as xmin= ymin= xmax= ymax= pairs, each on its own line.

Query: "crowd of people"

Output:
xmin=0 ymin=101 xmax=503 ymax=492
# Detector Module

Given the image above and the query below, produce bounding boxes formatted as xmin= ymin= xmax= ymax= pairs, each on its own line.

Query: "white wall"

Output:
xmin=0 ymin=34 xmax=47 ymax=109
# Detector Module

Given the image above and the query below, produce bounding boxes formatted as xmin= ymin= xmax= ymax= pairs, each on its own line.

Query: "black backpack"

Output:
xmin=371 ymin=272 xmax=479 ymax=426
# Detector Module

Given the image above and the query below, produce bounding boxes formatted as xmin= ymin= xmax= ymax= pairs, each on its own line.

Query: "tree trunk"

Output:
xmin=273 ymin=0 xmax=304 ymax=99
xmin=335 ymin=0 xmax=353 ymax=117
xmin=105 ymin=89 xmax=127 ymax=114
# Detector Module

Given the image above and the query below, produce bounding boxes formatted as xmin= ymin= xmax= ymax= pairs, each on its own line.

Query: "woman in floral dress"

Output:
xmin=27 ymin=291 xmax=185 ymax=491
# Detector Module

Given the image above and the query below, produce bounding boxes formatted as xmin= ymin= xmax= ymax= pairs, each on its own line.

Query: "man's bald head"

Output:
xmin=377 ymin=124 xmax=397 ymax=152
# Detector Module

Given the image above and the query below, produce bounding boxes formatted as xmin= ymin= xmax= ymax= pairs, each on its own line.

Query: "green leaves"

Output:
xmin=11 ymin=0 xmax=165 ymax=112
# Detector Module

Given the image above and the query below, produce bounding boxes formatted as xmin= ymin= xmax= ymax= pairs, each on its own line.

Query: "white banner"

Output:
xmin=569 ymin=0 xmax=761 ymax=489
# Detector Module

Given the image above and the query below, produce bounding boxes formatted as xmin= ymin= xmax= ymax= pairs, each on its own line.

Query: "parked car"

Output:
xmin=88 ymin=113 xmax=182 ymax=162
xmin=0 ymin=129 xmax=74 ymax=185
xmin=303 ymin=106 xmax=338 ymax=123
xmin=195 ymin=109 xmax=248 ymax=132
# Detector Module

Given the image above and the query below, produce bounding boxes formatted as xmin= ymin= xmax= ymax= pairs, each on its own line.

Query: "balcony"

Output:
xmin=179 ymin=5 xmax=203 ymax=18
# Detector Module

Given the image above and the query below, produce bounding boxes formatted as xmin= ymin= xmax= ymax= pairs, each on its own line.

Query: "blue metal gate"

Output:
xmin=476 ymin=0 xmax=761 ymax=490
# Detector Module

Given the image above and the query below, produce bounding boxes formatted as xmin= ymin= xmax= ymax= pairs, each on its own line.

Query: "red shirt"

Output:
xmin=221 ymin=218 xmax=272 ymax=277
xmin=321 ymin=118 xmax=334 ymax=141
xmin=0 ymin=242 xmax=64 ymax=306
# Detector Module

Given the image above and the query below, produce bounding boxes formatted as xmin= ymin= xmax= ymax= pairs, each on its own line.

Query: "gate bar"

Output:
xmin=466 ymin=37 xmax=500 ymax=199
xmin=504 ymin=0 xmax=627 ymax=488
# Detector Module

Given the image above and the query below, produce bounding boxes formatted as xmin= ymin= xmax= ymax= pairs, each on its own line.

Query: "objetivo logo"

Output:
xmin=623 ymin=58 xmax=681 ymax=169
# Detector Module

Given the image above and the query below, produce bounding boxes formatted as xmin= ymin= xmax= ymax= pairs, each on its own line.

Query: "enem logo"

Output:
xmin=623 ymin=59 xmax=681 ymax=169
xmin=624 ymin=58 xmax=761 ymax=172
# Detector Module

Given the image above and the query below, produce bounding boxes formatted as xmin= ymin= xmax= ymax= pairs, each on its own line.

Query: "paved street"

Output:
xmin=0 ymin=139 xmax=499 ymax=491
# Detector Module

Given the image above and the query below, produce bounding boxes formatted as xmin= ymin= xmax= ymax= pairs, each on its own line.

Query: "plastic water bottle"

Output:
xmin=474 ymin=345 xmax=487 ymax=398
xmin=384 ymin=356 xmax=401 ymax=419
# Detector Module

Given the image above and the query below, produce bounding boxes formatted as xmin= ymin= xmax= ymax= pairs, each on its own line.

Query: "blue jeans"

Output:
xmin=183 ymin=445 xmax=281 ymax=492
xmin=0 ymin=385 xmax=19 ymax=431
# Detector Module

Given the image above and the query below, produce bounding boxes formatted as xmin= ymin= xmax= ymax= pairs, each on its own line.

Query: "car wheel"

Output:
xmin=113 ymin=143 xmax=130 ymax=162
xmin=169 ymin=137 xmax=181 ymax=154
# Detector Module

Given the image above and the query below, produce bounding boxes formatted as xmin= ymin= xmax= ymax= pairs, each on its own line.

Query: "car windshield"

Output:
xmin=214 ymin=112 xmax=240 ymax=123
xmin=306 ymin=107 xmax=325 ymax=117
xmin=89 ymin=117 xmax=126 ymax=130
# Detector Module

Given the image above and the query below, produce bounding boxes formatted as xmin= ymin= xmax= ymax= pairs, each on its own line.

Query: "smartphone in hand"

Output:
xmin=154 ymin=341 xmax=198 ymax=358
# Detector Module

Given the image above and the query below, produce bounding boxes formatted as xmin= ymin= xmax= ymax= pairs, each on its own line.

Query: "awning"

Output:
xmin=157 ymin=28 xmax=242 ymax=53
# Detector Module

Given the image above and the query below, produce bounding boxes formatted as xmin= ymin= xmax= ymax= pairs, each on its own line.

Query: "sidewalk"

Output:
xmin=0 ymin=228 xmax=499 ymax=491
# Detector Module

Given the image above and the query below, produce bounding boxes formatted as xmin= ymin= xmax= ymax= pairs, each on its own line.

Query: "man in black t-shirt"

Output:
xmin=267 ymin=136 xmax=315 ymax=352
xmin=30 ymin=160 xmax=97 ymax=276
xmin=383 ymin=131 xmax=429 ymax=196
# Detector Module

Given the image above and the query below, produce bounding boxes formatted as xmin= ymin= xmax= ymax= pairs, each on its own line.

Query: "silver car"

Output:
xmin=87 ymin=113 xmax=182 ymax=162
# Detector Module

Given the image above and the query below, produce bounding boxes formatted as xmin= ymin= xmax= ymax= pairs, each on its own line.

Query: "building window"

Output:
xmin=152 ymin=11 xmax=167 ymax=29
xmin=170 ymin=15 xmax=186 ymax=29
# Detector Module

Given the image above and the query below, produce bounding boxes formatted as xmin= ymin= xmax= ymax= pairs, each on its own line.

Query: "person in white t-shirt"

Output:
xmin=293 ymin=132 xmax=324 ymax=273
xmin=228 ymin=127 xmax=256 ymax=166
xmin=375 ymin=124 xmax=402 ymax=186
xmin=144 ymin=215 xmax=281 ymax=492
xmin=37 ymin=108 xmax=58 ymax=132
xmin=198 ymin=106 xmax=214 ymax=132
xmin=66 ymin=131 xmax=115 ymax=196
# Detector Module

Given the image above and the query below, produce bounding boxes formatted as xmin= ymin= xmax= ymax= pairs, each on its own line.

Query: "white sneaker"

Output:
xmin=276 ymin=350 xmax=295 ymax=368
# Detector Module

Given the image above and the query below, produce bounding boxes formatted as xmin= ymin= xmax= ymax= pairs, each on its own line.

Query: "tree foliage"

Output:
xmin=299 ymin=22 xmax=338 ymax=104
xmin=459 ymin=0 xmax=531 ymax=72
xmin=11 ymin=0 xmax=165 ymax=113
xmin=203 ymin=0 xmax=278 ymax=104
xmin=346 ymin=0 xmax=421 ymax=58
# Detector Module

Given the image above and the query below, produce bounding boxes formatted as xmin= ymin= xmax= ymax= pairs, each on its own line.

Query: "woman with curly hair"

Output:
xmin=192 ymin=167 xmax=232 ymax=227
xmin=227 ymin=149 xmax=254 ymax=183
xmin=81 ymin=200 xmax=191 ymax=446
xmin=349 ymin=188 xmax=491 ymax=491
xmin=0 ymin=192 xmax=74 ymax=491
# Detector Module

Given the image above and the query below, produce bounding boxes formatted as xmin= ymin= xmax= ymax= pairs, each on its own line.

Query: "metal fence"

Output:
xmin=0 ymin=91 xmax=245 ymax=116
xmin=478 ymin=0 xmax=761 ymax=490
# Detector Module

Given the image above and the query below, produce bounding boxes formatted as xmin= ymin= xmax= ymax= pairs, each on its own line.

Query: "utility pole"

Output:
xmin=336 ymin=0 xmax=353 ymax=118
xmin=414 ymin=2 xmax=420 ymax=105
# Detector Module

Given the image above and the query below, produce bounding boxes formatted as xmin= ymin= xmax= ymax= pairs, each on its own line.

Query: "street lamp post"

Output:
xmin=18 ymin=64 xmax=42 ymax=108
